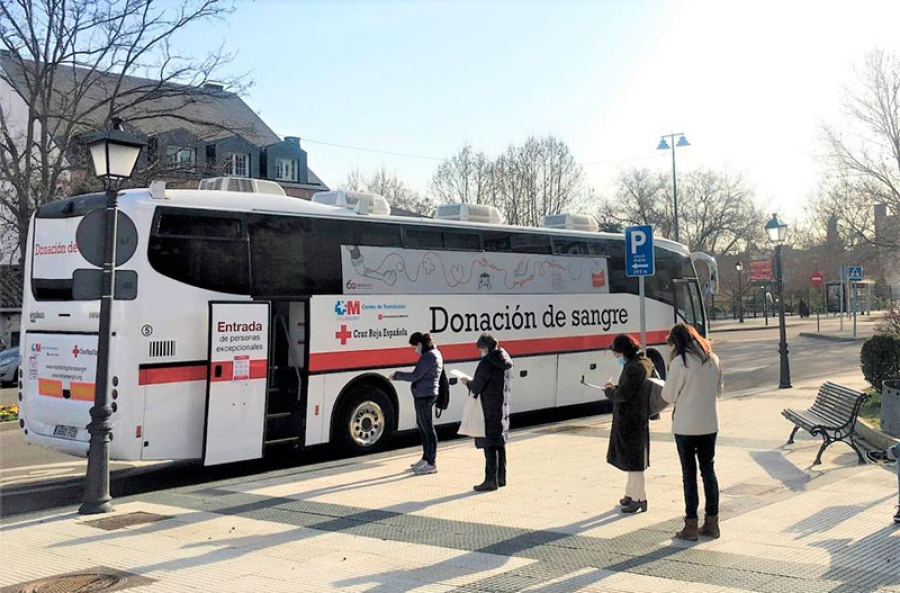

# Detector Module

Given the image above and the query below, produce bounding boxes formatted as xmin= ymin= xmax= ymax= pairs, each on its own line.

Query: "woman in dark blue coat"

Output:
xmin=391 ymin=332 xmax=443 ymax=475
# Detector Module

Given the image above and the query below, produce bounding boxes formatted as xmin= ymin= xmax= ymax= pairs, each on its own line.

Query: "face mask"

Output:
xmin=415 ymin=345 xmax=422 ymax=354
xmin=479 ymin=348 xmax=488 ymax=358
xmin=616 ymin=356 xmax=626 ymax=366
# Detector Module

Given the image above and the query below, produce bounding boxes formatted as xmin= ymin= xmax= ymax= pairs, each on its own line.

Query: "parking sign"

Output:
xmin=625 ymin=225 xmax=655 ymax=277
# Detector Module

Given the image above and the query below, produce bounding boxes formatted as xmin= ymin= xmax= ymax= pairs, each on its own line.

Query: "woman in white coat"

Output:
xmin=661 ymin=323 xmax=724 ymax=541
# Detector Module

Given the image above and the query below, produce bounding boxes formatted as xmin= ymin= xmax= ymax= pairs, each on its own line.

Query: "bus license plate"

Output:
xmin=53 ymin=424 xmax=79 ymax=439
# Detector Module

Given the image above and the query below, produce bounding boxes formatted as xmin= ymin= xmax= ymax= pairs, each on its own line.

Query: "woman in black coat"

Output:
xmin=462 ymin=333 xmax=513 ymax=492
xmin=604 ymin=334 xmax=653 ymax=513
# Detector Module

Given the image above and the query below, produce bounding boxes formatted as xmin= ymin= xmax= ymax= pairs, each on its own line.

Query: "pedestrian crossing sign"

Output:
xmin=847 ymin=266 xmax=863 ymax=281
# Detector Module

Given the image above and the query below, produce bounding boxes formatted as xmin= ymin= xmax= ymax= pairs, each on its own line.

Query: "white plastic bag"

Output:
xmin=458 ymin=394 xmax=485 ymax=438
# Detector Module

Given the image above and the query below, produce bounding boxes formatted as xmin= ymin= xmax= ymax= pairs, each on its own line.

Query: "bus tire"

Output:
xmin=335 ymin=384 xmax=395 ymax=454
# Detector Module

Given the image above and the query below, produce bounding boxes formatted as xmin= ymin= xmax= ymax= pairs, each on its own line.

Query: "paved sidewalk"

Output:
xmin=2 ymin=373 xmax=899 ymax=593
xmin=710 ymin=313 xmax=883 ymax=335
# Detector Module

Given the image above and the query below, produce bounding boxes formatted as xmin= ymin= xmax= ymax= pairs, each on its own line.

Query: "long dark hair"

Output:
xmin=409 ymin=332 xmax=435 ymax=351
xmin=666 ymin=323 xmax=711 ymax=366
xmin=610 ymin=334 xmax=641 ymax=360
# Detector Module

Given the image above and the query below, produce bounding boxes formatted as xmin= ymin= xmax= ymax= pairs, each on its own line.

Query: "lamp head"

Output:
xmin=735 ymin=262 xmax=743 ymax=272
xmin=87 ymin=118 xmax=145 ymax=181
xmin=765 ymin=213 xmax=788 ymax=243
xmin=657 ymin=137 xmax=670 ymax=150
xmin=676 ymin=135 xmax=690 ymax=147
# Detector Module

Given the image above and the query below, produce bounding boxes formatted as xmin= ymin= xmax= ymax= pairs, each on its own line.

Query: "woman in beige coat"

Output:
xmin=661 ymin=323 xmax=723 ymax=541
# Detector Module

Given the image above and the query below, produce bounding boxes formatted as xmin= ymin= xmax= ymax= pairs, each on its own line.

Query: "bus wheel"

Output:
xmin=337 ymin=386 xmax=394 ymax=454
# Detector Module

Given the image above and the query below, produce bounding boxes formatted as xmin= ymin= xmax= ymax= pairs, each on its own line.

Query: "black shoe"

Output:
xmin=894 ymin=506 xmax=900 ymax=524
xmin=620 ymin=500 xmax=647 ymax=514
xmin=866 ymin=450 xmax=888 ymax=463
xmin=620 ymin=496 xmax=633 ymax=507
xmin=473 ymin=480 xmax=498 ymax=492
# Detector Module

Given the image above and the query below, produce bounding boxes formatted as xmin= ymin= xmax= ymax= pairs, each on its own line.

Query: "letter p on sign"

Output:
xmin=630 ymin=230 xmax=646 ymax=254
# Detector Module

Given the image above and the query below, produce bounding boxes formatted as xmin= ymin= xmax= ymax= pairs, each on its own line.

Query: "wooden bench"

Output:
xmin=782 ymin=382 xmax=869 ymax=465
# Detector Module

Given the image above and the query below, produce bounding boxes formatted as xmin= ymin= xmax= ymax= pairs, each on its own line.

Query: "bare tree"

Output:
xmin=430 ymin=144 xmax=497 ymax=206
xmin=342 ymin=165 xmax=434 ymax=216
xmin=608 ymin=167 xmax=670 ymax=234
xmin=806 ymin=177 xmax=876 ymax=250
xmin=678 ymin=169 xmax=762 ymax=254
xmin=607 ymin=166 xmax=761 ymax=254
xmin=0 ymin=0 xmax=242 ymax=265
xmin=823 ymin=48 xmax=900 ymax=252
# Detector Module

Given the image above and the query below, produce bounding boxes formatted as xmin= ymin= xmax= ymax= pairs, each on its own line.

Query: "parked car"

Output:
xmin=0 ymin=348 xmax=21 ymax=386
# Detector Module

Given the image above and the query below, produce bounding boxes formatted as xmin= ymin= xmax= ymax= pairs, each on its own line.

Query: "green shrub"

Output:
xmin=860 ymin=334 xmax=900 ymax=393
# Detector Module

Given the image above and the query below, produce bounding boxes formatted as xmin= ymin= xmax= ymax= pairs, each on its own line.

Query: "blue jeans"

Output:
xmin=414 ymin=396 xmax=438 ymax=464
xmin=675 ymin=433 xmax=719 ymax=519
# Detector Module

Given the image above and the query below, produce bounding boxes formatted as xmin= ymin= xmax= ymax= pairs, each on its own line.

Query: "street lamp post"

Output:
xmin=735 ymin=262 xmax=744 ymax=323
xmin=79 ymin=118 xmax=145 ymax=515
xmin=765 ymin=213 xmax=792 ymax=390
xmin=657 ymin=133 xmax=690 ymax=243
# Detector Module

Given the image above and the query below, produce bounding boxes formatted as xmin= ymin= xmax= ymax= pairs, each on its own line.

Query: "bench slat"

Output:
xmin=783 ymin=382 xmax=866 ymax=431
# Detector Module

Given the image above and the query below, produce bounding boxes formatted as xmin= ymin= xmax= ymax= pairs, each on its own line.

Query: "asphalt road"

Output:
xmin=0 ymin=316 xmax=877 ymax=517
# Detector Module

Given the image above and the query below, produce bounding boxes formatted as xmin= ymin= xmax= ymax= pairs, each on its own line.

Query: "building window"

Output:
xmin=166 ymin=146 xmax=196 ymax=168
xmin=274 ymin=158 xmax=297 ymax=182
xmin=224 ymin=153 xmax=250 ymax=177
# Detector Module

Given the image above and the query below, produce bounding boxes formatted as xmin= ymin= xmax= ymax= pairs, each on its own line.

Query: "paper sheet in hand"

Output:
xmin=449 ymin=369 xmax=472 ymax=381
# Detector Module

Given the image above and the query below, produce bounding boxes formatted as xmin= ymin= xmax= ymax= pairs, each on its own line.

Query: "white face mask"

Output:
xmin=479 ymin=348 xmax=489 ymax=358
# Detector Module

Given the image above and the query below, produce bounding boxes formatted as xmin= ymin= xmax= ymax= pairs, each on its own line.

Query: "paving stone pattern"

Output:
xmin=2 ymin=374 xmax=898 ymax=593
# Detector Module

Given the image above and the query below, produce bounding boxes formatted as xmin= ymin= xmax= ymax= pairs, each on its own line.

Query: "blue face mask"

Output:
xmin=415 ymin=345 xmax=422 ymax=354
xmin=617 ymin=356 xmax=626 ymax=366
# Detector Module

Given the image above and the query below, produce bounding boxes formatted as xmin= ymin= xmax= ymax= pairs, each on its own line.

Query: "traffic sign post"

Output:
xmin=625 ymin=225 xmax=655 ymax=349
xmin=848 ymin=266 xmax=863 ymax=338
xmin=811 ymin=271 xmax=823 ymax=333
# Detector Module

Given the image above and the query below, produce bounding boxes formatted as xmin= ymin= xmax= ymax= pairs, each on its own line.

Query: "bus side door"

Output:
xmin=204 ymin=301 xmax=270 ymax=466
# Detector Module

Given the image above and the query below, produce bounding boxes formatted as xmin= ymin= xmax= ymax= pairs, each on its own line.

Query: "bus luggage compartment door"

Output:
xmin=203 ymin=301 xmax=271 ymax=466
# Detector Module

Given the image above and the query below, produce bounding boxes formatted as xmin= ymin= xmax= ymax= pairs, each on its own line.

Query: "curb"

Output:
xmin=710 ymin=321 xmax=814 ymax=334
xmin=1 ymin=420 xmax=18 ymax=432
xmin=857 ymin=418 xmax=900 ymax=450
xmin=711 ymin=324 xmax=781 ymax=334
xmin=799 ymin=332 xmax=866 ymax=343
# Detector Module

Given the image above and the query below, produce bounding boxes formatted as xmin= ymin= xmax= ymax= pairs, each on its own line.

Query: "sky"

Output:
xmin=174 ymin=0 xmax=900 ymax=222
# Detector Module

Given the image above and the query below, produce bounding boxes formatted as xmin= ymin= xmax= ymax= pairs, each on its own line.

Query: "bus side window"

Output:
xmin=645 ymin=247 xmax=679 ymax=306
xmin=442 ymin=231 xmax=480 ymax=251
xmin=483 ymin=231 xmax=511 ymax=252
xmin=403 ymin=227 xmax=442 ymax=250
xmin=248 ymin=216 xmax=344 ymax=296
xmin=605 ymin=242 xmax=638 ymax=296
xmin=510 ymin=233 xmax=552 ymax=254
xmin=552 ymin=239 xmax=588 ymax=255
xmin=355 ymin=222 xmax=402 ymax=247
xmin=149 ymin=209 xmax=249 ymax=295
xmin=587 ymin=241 xmax=609 ymax=257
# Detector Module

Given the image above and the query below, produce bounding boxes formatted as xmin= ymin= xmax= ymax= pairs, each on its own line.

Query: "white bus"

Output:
xmin=18 ymin=182 xmax=715 ymax=465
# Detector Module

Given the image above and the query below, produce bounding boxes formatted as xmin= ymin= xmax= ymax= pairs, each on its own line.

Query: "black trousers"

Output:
xmin=675 ymin=433 xmax=719 ymax=519
xmin=482 ymin=445 xmax=506 ymax=483
xmin=414 ymin=396 xmax=438 ymax=464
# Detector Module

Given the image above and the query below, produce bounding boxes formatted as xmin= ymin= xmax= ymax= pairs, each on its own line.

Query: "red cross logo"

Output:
xmin=335 ymin=325 xmax=352 ymax=345
xmin=72 ymin=345 xmax=80 ymax=358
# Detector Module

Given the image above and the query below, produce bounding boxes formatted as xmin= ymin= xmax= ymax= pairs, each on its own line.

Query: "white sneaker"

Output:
xmin=410 ymin=459 xmax=427 ymax=470
xmin=414 ymin=462 xmax=437 ymax=475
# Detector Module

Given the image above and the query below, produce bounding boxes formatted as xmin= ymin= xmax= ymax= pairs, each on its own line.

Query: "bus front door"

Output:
xmin=673 ymin=279 xmax=708 ymax=337
xmin=204 ymin=301 xmax=271 ymax=466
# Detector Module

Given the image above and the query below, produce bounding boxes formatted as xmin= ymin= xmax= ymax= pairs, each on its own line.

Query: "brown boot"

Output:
xmin=699 ymin=514 xmax=720 ymax=538
xmin=675 ymin=517 xmax=699 ymax=541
